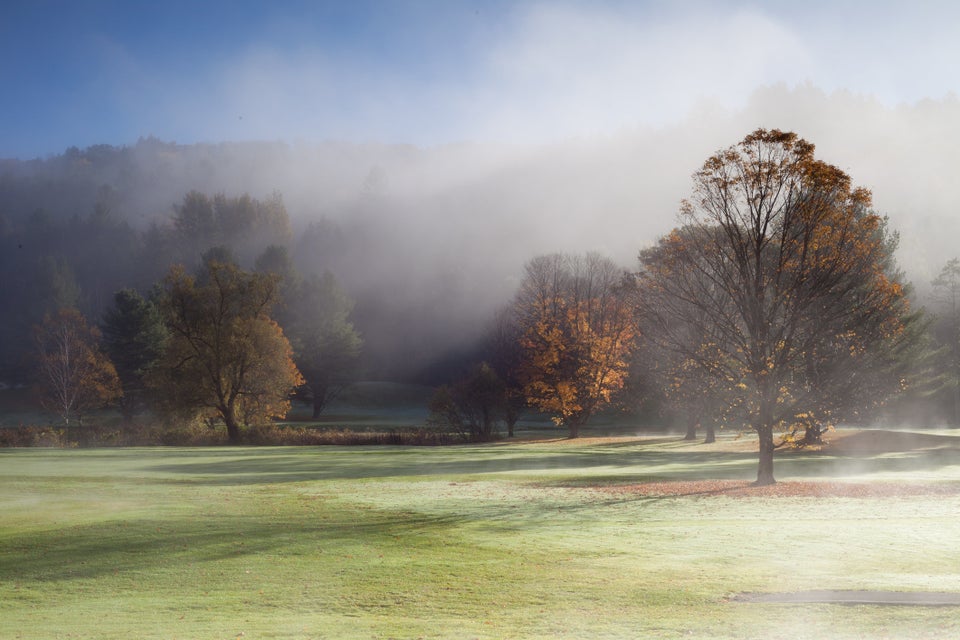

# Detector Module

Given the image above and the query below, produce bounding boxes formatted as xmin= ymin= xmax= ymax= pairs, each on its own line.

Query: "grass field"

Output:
xmin=2 ymin=429 xmax=960 ymax=639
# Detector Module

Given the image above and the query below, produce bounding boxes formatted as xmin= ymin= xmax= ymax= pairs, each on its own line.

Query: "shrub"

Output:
xmin=0 ymin=426 xmax=69 ymax=447
xmin=0 ymin=421 xmax=457 ymax=447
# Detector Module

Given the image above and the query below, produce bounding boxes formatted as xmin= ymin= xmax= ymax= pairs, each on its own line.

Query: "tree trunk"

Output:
xmin=755 ymin=424 xmax=776 ymax=485
xmin=567 ymin=420 xmax=580 ymax=439
xmin=684 ymin=421 xmax=698 ymax=440
xmin=704 ymin=422 xmax=716 ymax=444
xmin=311 ymin=380 xmax=329 ymax=419
xmin=752 ymin=380 xmax=777 ymax=484
xmin=505 ymin=401 xmax=522 ymax=438
xmin=953 ymin=362 xmax=960 ymax=427
xmin=311 ymin=396 xmax=324 ymax=419
xmin=222 ymin=406 xmax=241 ymax=444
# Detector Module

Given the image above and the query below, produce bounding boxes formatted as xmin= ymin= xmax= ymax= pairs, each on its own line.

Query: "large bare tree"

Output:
xmin=637 ymin=129 xmax=908 ymax=484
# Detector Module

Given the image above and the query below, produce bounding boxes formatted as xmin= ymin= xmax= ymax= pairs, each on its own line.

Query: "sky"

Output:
xmin=2 ymin=0 xmax=960 ymax=159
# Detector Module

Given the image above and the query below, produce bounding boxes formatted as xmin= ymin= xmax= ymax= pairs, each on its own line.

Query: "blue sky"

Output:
xmin=2 ymin=0 xmax=959 ymax=159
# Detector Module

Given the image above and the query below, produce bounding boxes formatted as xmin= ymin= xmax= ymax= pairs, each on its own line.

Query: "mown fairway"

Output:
xmin=2 ymin=431 xmax=960 ymax=639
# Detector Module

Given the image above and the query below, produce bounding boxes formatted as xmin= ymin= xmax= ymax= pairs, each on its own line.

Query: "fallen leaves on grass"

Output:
xmin=590 ymin=480 xmax=960 ymax=499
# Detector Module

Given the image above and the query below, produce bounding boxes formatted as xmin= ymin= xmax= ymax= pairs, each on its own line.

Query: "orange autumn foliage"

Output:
xmin=513 ymin=253 xmax=636 ymax=437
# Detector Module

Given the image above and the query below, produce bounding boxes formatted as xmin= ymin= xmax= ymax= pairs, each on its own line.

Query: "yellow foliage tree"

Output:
xmin=150 ymin=259 xmax=303 ymax=443
xmin=513 ymin=253 xmax=636 ymax=438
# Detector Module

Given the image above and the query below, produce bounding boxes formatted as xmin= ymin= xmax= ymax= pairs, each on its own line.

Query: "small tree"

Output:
xmin=150 ymin=260 xmax=303 ymax=443
xmin=428 ymin=362 xmax=507 ymax=442
xmin=33 ymin=308 xmax=122 ymax=426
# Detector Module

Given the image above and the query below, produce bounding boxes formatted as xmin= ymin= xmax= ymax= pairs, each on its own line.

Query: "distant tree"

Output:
xmin=661 ymin=343 xmax=739 ymax=444
xmin=199 ymin=245 xmax=238 ymax=269
xmin=820 ymin=305 xmax=942 ymax=436
xmin=214 ymin=191 xmax=292 ymax=260
xmin=173 ymin=191 xmax=218 ymax=258
xmin=254 ymin=244 xmax=301 ymax=327
xmin=288 ymin=272 xmax=363 ymax=418
xmin=172 ymin=191 xmax=292 ymax=266
xmin=931 ymin=258 xmax=960 ymax=424
xmin=255 ymin=245 xmax=300 ymax=291
xmin=484 ymin=308 xmax=527 ymax=437
xmin=636 ymin=129 xmax=909 ymax=484
xmin=149 ymin=260 xmax=303 ymax=443
xmin=427 ymin=362 xmax=507 ymax=442
xmin=256 ymin=247 xmax=362 ymax=418
xmin=0 ymin=253 xmax=81 ymax=384
xmin=101 ymin=289 xmax=168 ymax=420
xmin=35 ymin=256 xmax=81 ymax=315
xmin=33 ymin=308 xmax=122 ymax=426
xmin=293 ymin=217 xmax=347 ymax=277
xmin=511 ymin=253 xmax=636 ymax=438
xmin=66 ymin=202 xmax=143 ymax=313
xmin=636 ymin=226 xmax=745 ymax=444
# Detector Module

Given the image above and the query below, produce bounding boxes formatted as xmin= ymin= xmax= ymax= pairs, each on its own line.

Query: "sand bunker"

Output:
xmin=733 ymin=590 xmax=960 ymax=606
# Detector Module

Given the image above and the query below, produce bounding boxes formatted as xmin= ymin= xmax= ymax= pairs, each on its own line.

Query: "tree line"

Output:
xmin=7 ymin=129 xmax=960 ymax=485
xmin=15 ymin=189 xmax=361 ymax=442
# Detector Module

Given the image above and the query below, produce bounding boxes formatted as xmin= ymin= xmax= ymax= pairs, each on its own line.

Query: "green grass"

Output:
xmin=2 ymin=432 xmax=960 ymax=639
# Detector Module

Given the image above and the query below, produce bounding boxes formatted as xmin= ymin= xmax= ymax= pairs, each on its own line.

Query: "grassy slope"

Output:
xmin=1 ymin=433 xmax=960 ymax=639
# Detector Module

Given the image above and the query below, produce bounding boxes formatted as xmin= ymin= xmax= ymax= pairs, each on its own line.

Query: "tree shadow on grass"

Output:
xmin=143 ymin=446 xmax=767 ymax=486
xmin=10 ymin=436 xmax=958 ymax=489
xmin=139 ymin=440 xmax=960 ymax=487
xmin=0 ymin=509 xmax=471 ymax=585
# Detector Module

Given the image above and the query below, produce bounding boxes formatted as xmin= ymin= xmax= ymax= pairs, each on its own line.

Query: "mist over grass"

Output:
xmin=2 ymin=434 xmax=960 ymax=639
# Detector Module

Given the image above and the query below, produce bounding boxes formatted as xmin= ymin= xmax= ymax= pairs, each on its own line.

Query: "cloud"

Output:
xmin=461 ymin=3 xmax=814 ymax=141
xmin=107 ymin=2 xmax=824 ymax=148
xmin=59 ymin=1 xmax=958 ymax=156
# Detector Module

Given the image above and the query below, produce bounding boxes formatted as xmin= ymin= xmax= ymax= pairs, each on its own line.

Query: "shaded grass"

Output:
xmin=2 ymin=432 xmax=960 ymax=638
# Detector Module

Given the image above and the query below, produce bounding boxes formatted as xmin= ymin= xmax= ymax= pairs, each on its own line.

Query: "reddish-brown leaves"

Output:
xmin=589 ymin=479 xmax=959 ymax=499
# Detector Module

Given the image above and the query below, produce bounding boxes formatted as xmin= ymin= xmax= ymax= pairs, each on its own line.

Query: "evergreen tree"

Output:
xmin=101 ymin=289 xmax=168 ymax=420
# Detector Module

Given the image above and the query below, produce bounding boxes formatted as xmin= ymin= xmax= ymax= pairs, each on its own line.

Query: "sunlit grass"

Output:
xmin=2 ymin=433 xmax=960 ymax=639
